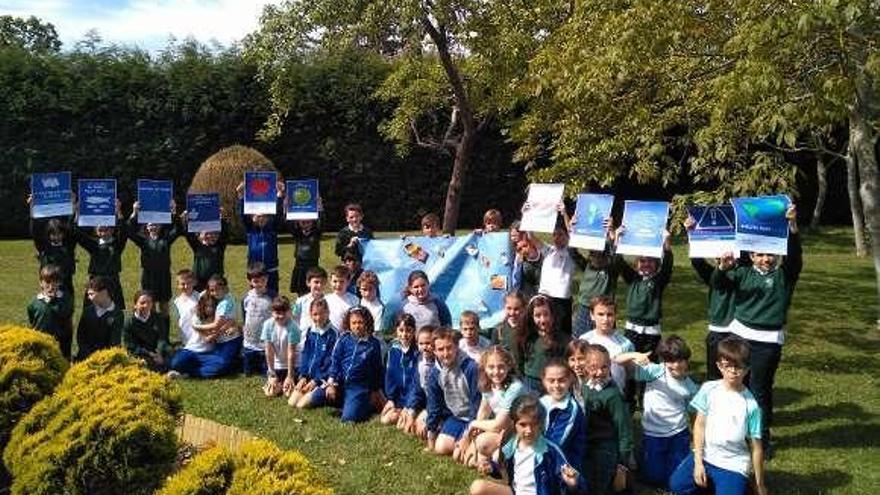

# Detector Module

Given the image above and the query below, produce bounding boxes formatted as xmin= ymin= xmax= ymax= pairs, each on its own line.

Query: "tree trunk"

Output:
xmin=850 ymin=103 xmax=880 ymax=324
xmin=810 ymin=155 xmax=828 ymax=229
xmin=443 ymin=128 xmax=476 ymax=234
xmin=846 ymin=146 xmax=868 ymax=257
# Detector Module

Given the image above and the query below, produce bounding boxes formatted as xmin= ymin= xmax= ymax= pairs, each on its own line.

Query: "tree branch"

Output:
xmin=763 ymin=141 xmax=847 ymax=162
xmin=410 ymin=119 xmax=453 ymax=156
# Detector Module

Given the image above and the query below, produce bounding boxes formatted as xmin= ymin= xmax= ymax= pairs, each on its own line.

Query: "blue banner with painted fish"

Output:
xmin=362 ymin=232 xmax=512 ymax=330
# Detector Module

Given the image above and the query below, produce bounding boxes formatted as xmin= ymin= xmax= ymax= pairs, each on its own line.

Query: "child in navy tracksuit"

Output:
xmin=470 ymin=394 xmax=587 ymax=495
xmin=381 ymin=313 xmax=419 ymax=425
xmin=237 ymin=181 xmax=283 ymax=296
xmin=399 ymin=325 xmax=435 ymax=438
xmin=540 ymin=359 xmax=588 ymax=474
xmin=289 ymin=297 xmax=338 ymax=408
xmin=426 ymin=327 xmax=481 ymax=456
xmin=315 ymin=306 xmax=384 ymax=422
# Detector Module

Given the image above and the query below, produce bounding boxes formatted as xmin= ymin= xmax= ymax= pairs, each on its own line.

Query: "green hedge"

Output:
xmin=3 ymin=348 xmax=181 ymax=495
xmin=157 ymin=440 xmax=333 ymax=495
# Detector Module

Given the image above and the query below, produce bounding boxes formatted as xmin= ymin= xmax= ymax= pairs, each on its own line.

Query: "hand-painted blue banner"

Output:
xmin=731 ymin=195 xmax=790 ymax=255
xmin=687 ymin=205 xmax=737 ymax=258
xmin=617 ymin=200 xmax=669 ymax=258
xmin=137 ymin=179 xmax=173 ymax=224
xmin=286 ymin=179 xmax=319 ymax=220
xmin=244 ymin=171 xmax=278 ymax=215
xmin=362 ymin=232 xmax=512 ymax=330
xmin=570 ymin=193 xmax=614 ymax=250
xmin=187 ymin=193 xmax=221 ymax=233
xmin=31 ymin=172 xmax=72 ymax=218
xmin=77 ymin=179 xmax=116 ymax=227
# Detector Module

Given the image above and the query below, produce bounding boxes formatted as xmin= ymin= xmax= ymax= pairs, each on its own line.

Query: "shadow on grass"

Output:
xmin=777 ymin=423 xmax=880 ymax=449
xmin=774 ymin=387 xmax=810 ymax=409
xmin=768 ymin=469 xmax=852 ymax=495
xmin=784 ymin=352 xmax=880 ymax=375
xmin=774 ymin=402 xmax=876 ymax=427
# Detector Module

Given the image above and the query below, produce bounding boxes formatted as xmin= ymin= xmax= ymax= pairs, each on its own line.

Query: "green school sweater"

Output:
xmin=722 ymin=233 xmax=802 ymax=330
xmin=27 ymin=292 xmax=73 ymax=337
xmin=127 ymin=218 xmax=180 ymax=272
xmin=31 ymin=218 xmax=77 ymax=286
xmin=575 ymin=252 xmax=621 ymax=308
xmin=492 ymin=321 xmax=524 ymax=374
xmin=123 ymin=312 xmax=170 ymax=359
xmin=691 ymin=258 xmax=737 ymax=327
xmin=75 ymin=226 xmax=127 ymax=277
xmin=75 ymin=304 xmax=124 ymax=361
xmin=619 ymin=249 xmax=673 ymax=326
xmin=522 ymin=333 xmax=568 ymax=380
xmin=185 ymin=220 xmax=229 ymax=284
xmin=583 ymin=380 xmax=633 ymax=462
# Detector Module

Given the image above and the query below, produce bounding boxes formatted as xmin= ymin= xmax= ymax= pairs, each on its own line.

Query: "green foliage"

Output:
xmin=157 ymin=440 xmax=333 ymax=495
xmin=0 ymin=15 xmax=60 ymax=53
xmin=155 ymin=446 xmax=235 ymax=495
xmin=3 ymin=348 xmax=181 ymax=495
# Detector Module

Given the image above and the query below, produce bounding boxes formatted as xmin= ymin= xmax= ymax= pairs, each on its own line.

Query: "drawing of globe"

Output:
xmin=741 ymin=198 xmax=786 ymax=222
xmin=292 ymin=187 xmax=312 ymax=205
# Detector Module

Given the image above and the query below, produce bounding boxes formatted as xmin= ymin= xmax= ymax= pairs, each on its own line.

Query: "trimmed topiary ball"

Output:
xmin=189 ymin=145 xmax=280 ymax=239
xmin=155 ymin=445 xmax=235 ymax=495
xmin=3 ymin=348 xmax=181 ymax=495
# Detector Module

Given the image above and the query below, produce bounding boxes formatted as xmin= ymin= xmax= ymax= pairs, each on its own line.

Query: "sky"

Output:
xmin=0 ymin=0 xmax=284 ymax=51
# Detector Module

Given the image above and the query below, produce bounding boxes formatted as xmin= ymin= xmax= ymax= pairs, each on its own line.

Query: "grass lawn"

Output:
xmin=0 ymin=228 xmax=878 ymax=494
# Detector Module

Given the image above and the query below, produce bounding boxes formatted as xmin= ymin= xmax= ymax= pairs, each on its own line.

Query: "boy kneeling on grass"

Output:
xmin=669 ymin=335 xmax=767 ymax=495
xmin=262 ymin=296 xmax=300 ymax=398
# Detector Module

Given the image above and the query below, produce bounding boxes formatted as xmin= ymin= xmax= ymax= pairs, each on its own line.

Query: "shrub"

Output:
xmin=3 ymin=348 xmax=181 ymax=495
xmin=0 ymin=325 xmax=68 ymax=448
xmin=158 ymin=439 xmax=333 ymax=495
xmin=155 ymin=445 xmax=235 ymax=495
xmin=188 ymin=145 xmax=280 ymax=239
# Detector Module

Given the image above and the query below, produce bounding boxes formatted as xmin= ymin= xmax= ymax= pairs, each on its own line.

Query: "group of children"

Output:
xmin=25 ymin=185 xmax=802 ymax=495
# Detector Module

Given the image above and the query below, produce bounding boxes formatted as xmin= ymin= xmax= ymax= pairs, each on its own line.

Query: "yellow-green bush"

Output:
xmin=4 ymin=348 xmax=181 ymax=495
xmin=158 ymin=439 xmax=333 ymax=495
xmin=155 ymin=446 xmax=235 ymax=495
xmin=189 ymin=145 xmax=279 ymax=239
xmin=0 ymin=325 xmax=68 ymax=449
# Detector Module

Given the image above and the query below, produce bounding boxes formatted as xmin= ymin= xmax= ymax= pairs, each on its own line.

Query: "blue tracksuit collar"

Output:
xmin=540 ymin=394 xmax=577 ymax=446
xmin=502 ymin=434 xmax=549 ymax=463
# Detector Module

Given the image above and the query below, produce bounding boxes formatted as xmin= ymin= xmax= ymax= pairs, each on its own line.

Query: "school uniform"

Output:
xmin=210 ymin=293 xmax=241 ymax=376
xmin=326 ymin=291 xmax=359 ymax=331
xmin=359 ymin=297 xmax=386 ymax=336
xmin=289 ymin=222 xmax=321 ymax=294
xmin=722 ymin=233 xmax=801 ymax=444
xmin=261 ymin=317 xmax=301 ymax=381
xmin=402 ymin=355 xmax=434 ymax=414
xmin=540 ymin=394 xmax=588 ymax=474
xmin=75 ymin=302 xmax=124 ymax=361
xmin=492 ymin=320 xmax=524 ymax=374
xmin=27 ymin=290 xmax=74 ymax=359
xmin=538 ymin=245 xmax=587 ymax=337
xmin=669 ymin=381 xmax=762 ymax=495
xmin=316 ymin=332 xmax=384 ymax=422
xmin=241 ymin=289 xmax=273 ymax=375
xmin=426 ymin=352 xmax=481 ymax=440
xmin=579 ymin=330 xmax=634 ymax=393
xmin=30 ymin=216 xmax=77 ymax=297
xmin=522 ymin=332 xmax=569 ymax=393
xmin=169 ymin=314 xmax=226 ymax=378
xmin=583 ymin=379 xmax=633 ymax=495
xmin=491 ymin=435 xmax=588 ymax=495
xmin=297 ymin=323 xmax=338 ymax=383
xmin=335 ymin=224 xmax=373 ymax=259
xmin=239 ymin=198 xmax=283 ymax=296
xmin=184 ymin=219 xmax=229 ymax=292
xmin=572 ymin=250 xmax=620 ymax=336
xmin=126 ymin=217 xmax=180 ymax=303
xmin=692 ymin=257 xmax=739 ymax=380
xmin=634 ymin=362 xmax=698 ymax=488
xmin=402 ymin=294 xmax=452 ymax=330
xmin=74 ymin=225 xmax=128 ymax=310
xmin=483 ymin=379 xmax=527 ymax=418
xmin=122 ymin=311 xmax=171 ymax=371
xmin=458 ymin=335 xmax=491 ymax=363
xmin=384 ymin=341 xmax=419 ymax=407
xmin=512 ymin=250 xmax=543 ymax=301
xmin=171 ymin=292 xmax=200 ymax=349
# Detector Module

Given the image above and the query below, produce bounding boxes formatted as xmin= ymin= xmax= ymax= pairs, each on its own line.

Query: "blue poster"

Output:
xmin=731 ymin=195 xmax=790 ymax=255
xmin=362 ymin=232 xmax=512 ymax=330
xmin=687 ymin=205 xmax=737 ymax=258
xmin=617 ymin=200 xmax=669 ymax=258
xmin=244 ymin=171 xmax=278 ymax=215
xmin=137 ymin=179 xmax=173 ymax=224
xmin=286 ymin=179 xmax=319 ymax=220
xmin=77 ymin=179 xmax=117 ymax=227
xmin=569 ymin=193 xmax=614 ymax=250
xmin=31 ymin=172 xmax=72 ymax=218
xmin=187 ymin=193 xmax=221 ymax=233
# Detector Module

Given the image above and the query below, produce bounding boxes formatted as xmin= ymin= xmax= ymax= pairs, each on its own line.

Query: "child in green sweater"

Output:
xmin=76 ymin=276 xmax=124 ymax=361
xmin=582 ymin=343 xmax=633 ymax=495
xmin=123 ymin=290 xmax=171 ymax=372
xmin=74 ymin=199 xmax=127 ymax=310
xmin=27 ymin=264 xmax=74 ymax=359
